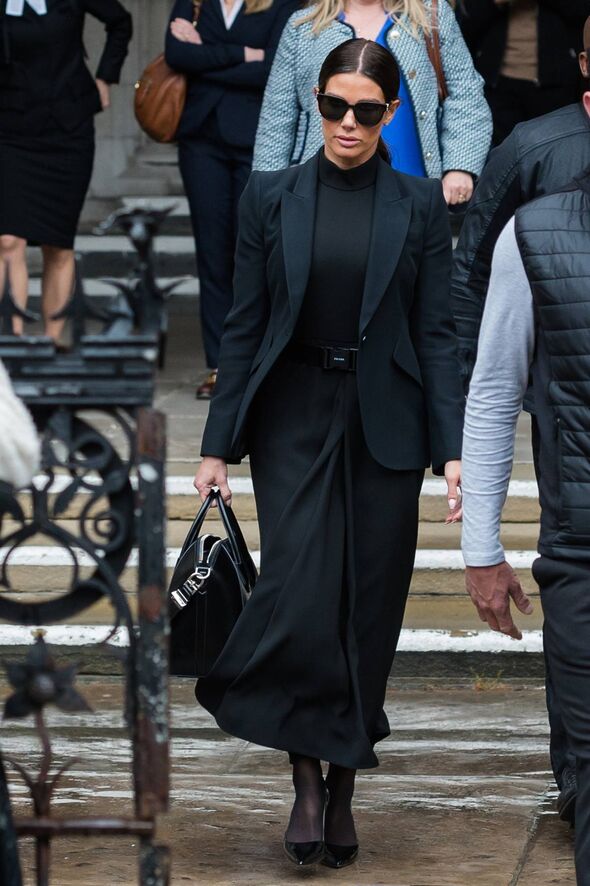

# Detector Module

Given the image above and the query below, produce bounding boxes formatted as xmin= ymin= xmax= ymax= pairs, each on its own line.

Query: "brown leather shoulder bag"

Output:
xmin=134 ymin=0 xmax=202 ymax=144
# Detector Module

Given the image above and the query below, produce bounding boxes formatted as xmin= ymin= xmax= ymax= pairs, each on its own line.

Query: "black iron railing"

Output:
xmin=0 ymin=208 xmax=178 ymax=886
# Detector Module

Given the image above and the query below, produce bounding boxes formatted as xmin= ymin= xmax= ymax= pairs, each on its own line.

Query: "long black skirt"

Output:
xmin=0 ymin=118 xmax=95 ymax=249
xmin=196 ymin=356 xmax=424 ymax=769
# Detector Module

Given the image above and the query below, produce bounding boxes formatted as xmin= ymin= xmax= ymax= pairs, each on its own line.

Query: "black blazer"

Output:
xmin=0 ymin=0 xmax=132 ymax=135
xmin=457 ymin=0 xmax=588 ymax=89
xmin=201 ymin=152 xmax=464 ymax=475
xmin=165 ymin=0 xmax=299 ymax=148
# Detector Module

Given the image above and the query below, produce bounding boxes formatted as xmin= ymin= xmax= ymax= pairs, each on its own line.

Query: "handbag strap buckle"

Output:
xmin=171 ymin=566 xmax=212 ymax=610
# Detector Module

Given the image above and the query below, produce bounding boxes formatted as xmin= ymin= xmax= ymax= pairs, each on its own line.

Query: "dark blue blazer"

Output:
xmin=165 ymin=0 xmax=299 ymax=148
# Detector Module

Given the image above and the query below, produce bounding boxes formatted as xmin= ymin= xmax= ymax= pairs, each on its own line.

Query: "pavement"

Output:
xmin=1 ymin=676 xmax=576 ymax=886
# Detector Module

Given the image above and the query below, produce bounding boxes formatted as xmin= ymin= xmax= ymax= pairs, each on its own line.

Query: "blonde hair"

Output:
xmin=299 ymin=0 xmax=442 ymax=36
xmin=245 ymin=0 xmax=274 ymax=13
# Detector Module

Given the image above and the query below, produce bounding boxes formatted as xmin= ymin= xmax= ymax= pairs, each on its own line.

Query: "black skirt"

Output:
xmin=196 ymin=356 xmax=424 ymax=770
xmin=0 ymin=118 xmax=95 ymax=249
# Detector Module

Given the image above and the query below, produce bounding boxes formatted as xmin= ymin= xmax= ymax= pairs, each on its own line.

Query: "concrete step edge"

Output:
xmin=0 ymin=546 xmax=538 ymax=570
xmin=30 ymin=474 xmax=539 ymax=499
xmin=0 ymin=624 xmax=543 ymax=654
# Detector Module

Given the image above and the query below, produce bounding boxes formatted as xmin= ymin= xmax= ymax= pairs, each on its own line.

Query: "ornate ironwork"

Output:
xmin=0 ymin=207 xmax=176 ymax=885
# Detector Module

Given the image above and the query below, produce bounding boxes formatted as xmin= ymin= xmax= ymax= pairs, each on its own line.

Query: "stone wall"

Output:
xmin=84 ymin=0 xmax=172 ymax=198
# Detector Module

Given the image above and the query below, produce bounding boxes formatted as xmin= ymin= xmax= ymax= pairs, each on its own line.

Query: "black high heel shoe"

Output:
xmin=283 ymin=785 xmax=328 ymax=866
xmin=283 ymin=839 xmax=325 ymax=866
xmin=322 ymin=843 xmax=359 ymax=869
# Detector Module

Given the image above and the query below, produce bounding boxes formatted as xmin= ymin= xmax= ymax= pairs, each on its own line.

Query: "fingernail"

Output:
xmin=449 ymin=499 xmax=456 ymax=510
xmin=525 ymin=603 xmax=533 ymax=614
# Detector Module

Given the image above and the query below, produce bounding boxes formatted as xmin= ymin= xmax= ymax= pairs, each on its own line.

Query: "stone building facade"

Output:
xmin=85 ymin=0 xmax=178 ymax=198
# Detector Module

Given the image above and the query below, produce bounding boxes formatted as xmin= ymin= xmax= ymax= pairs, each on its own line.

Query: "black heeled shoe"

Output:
xmin=322 ymin=843 xmax=359 ymax=869
xmin=283 ymin=783 xmax=328 ymax=866
xmin=283 ymin=839 xmax=325 ymax=866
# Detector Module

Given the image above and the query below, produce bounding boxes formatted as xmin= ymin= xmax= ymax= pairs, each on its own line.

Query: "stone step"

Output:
xmin=14 ymin=474 xmax=540 ymax=524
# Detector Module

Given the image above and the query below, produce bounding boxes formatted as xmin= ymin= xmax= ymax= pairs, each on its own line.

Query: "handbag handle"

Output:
xmin=180 ymin=489 xmax=257 ymax=590
xmin=424 ymin=0 xmax=449 ymax=104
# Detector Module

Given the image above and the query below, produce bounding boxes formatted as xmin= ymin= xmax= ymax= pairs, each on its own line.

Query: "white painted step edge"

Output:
xmin=0 ymin=547 xmax=539 ymax=570
xmin=31 ymin=474 xmax=540 ymax=499
xmin=0 ymin=624 xmax=543 ymax=653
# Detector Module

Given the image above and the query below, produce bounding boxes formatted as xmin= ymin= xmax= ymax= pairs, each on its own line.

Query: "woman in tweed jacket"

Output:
xmin=253 ymin=0 xmax=492 ymax=205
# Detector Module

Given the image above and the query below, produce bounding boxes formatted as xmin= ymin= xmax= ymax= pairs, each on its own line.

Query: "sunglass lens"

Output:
xmin=317 ymin=94 xmax=348 ymax=121
xmin=355 ymin=102 xmax=386 ymax=126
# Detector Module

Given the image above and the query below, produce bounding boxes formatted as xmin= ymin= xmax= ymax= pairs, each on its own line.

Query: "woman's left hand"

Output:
xmin=96 ymin=79 xmax=111 ymax=110
xmin=444 ymin=459 xmax=462 ymax=524
xmin=170 ymin=17 xmax=202 ymax=43
xmin=442 ymin=171 xmax=473 ymax=207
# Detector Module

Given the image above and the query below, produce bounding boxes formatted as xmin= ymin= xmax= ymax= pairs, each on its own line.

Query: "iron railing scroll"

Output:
xmin=0 ymin=207 xmax=177 ymax=886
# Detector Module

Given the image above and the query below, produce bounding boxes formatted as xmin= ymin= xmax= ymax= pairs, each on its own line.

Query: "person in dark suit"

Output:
xmin=457 ymin=0 xmax=588 ymax=146
xmin=0 ymin=0 xmax=132 ymax=338
xmin=165 ymin=0 xmax=299 ymax=400
xmin=193 ymin=39 xmax=464 ymax=870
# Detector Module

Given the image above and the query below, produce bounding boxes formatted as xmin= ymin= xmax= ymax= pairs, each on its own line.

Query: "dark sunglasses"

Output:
xmin=316 ymin=92 xmax=391 ymax=127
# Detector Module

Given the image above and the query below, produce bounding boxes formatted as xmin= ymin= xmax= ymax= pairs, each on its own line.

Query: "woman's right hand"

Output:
xmin=170 ymin=17 xmax=202 ymax=43
xmin=245 ymin=47 xmax=265 ymax=63
xmin=194 ymin=456 xmax=232 ymax=505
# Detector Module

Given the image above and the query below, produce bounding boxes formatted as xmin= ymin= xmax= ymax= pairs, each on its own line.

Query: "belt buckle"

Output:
xmin=323 ymin=347 xmax=357 ymax=372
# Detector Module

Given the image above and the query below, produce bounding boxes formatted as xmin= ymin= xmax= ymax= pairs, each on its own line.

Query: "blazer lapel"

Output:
xmin=280 ymin=154 xmax=319 ymax=322
xmin=359 ymin=161 xmax=413 ymax=334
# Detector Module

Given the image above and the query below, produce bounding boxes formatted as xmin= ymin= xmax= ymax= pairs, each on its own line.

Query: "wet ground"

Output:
xmin=0 ymin=677 xmax=577 ymax=885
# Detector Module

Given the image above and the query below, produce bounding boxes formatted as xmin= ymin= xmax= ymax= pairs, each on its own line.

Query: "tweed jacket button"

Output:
xmin=419 ymin=110 xmax=427 ymax=120
xmin=408 ymin=69 xmax=417 ymax=79
xmin=425 ymin=151 xmax=432 ymax=160
xmin=391 ymin=29 xmax=400 ymax=38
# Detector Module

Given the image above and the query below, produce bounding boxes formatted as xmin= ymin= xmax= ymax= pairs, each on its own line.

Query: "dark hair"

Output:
xmin=318 ymin=39 xmax=400 ymax=163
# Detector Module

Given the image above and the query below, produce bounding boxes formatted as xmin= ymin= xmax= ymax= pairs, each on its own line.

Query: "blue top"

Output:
xmin=375 ymin=18 xmax=426 ymax=176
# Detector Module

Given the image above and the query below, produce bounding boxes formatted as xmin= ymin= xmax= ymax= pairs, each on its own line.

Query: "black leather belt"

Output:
xmin=287 ymin=342 xmax=358 ymax=372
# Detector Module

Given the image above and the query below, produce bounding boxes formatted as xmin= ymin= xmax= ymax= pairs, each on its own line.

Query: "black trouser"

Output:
xmin=178 ymin=115 xmax=252 ymax=370
xmin=533 ymin=556 xmax=590 ymax=885
xmin=485 ymin=76 xmax=578 ymax=146
xmin=531 ymin=417 xmax=577 ymax=788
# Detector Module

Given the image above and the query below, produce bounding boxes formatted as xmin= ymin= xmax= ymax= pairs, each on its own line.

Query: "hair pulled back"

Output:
xmin=318 ymin=39 xmax=400 ymax=163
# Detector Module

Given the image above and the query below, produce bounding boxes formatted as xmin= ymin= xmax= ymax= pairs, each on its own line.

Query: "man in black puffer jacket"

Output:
xmin=452 ymin=16 xmax=590 ymax=828
xmin=461 ymin=165 xmax=590 ymax=886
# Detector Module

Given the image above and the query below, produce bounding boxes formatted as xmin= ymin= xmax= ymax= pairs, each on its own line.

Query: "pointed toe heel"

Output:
xmin=283 ymin=839 xmax=325 ymax=866
xmin=322 ymin=843 xmax=359 ymax=869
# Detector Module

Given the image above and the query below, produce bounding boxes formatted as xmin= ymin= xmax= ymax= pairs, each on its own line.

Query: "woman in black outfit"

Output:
xmin=194 ymin=39 xmax=464 ymax=869
xmin=165 ymin=0 xmax=299 ymax=400
xmin=0 ymin=0 xmax=132 ymax=338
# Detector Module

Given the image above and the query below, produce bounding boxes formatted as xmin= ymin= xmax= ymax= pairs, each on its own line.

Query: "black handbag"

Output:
xmin=168 ymin=489 xmax=257 ymax=677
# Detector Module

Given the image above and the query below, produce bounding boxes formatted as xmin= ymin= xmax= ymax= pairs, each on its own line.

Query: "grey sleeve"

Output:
xmin=461 ymin=218 xmax=535 ymax=567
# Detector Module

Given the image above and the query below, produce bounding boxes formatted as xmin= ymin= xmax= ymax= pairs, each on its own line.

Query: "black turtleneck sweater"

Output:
xmin=294 ymin=149 xmax=378 ymax=347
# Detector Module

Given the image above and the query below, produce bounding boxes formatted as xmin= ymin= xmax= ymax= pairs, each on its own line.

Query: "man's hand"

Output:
xmin=465 ymin=561 xmax=533 ymax=640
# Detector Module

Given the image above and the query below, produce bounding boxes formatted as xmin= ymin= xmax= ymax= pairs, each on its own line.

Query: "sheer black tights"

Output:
xmin=325 ymin=763 xmax=357 ymax=846
xmin=285 ymin=755 xmax=357 ymax=846
xmin=285 ymin=754 xmax=325 ymax=842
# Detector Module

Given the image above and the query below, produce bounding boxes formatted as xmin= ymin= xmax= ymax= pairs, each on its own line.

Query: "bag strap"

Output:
xmin=424 ymin=0 xmax=449 ymax=104
xmin=181 ymin=489 xmax=257 ymax=590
